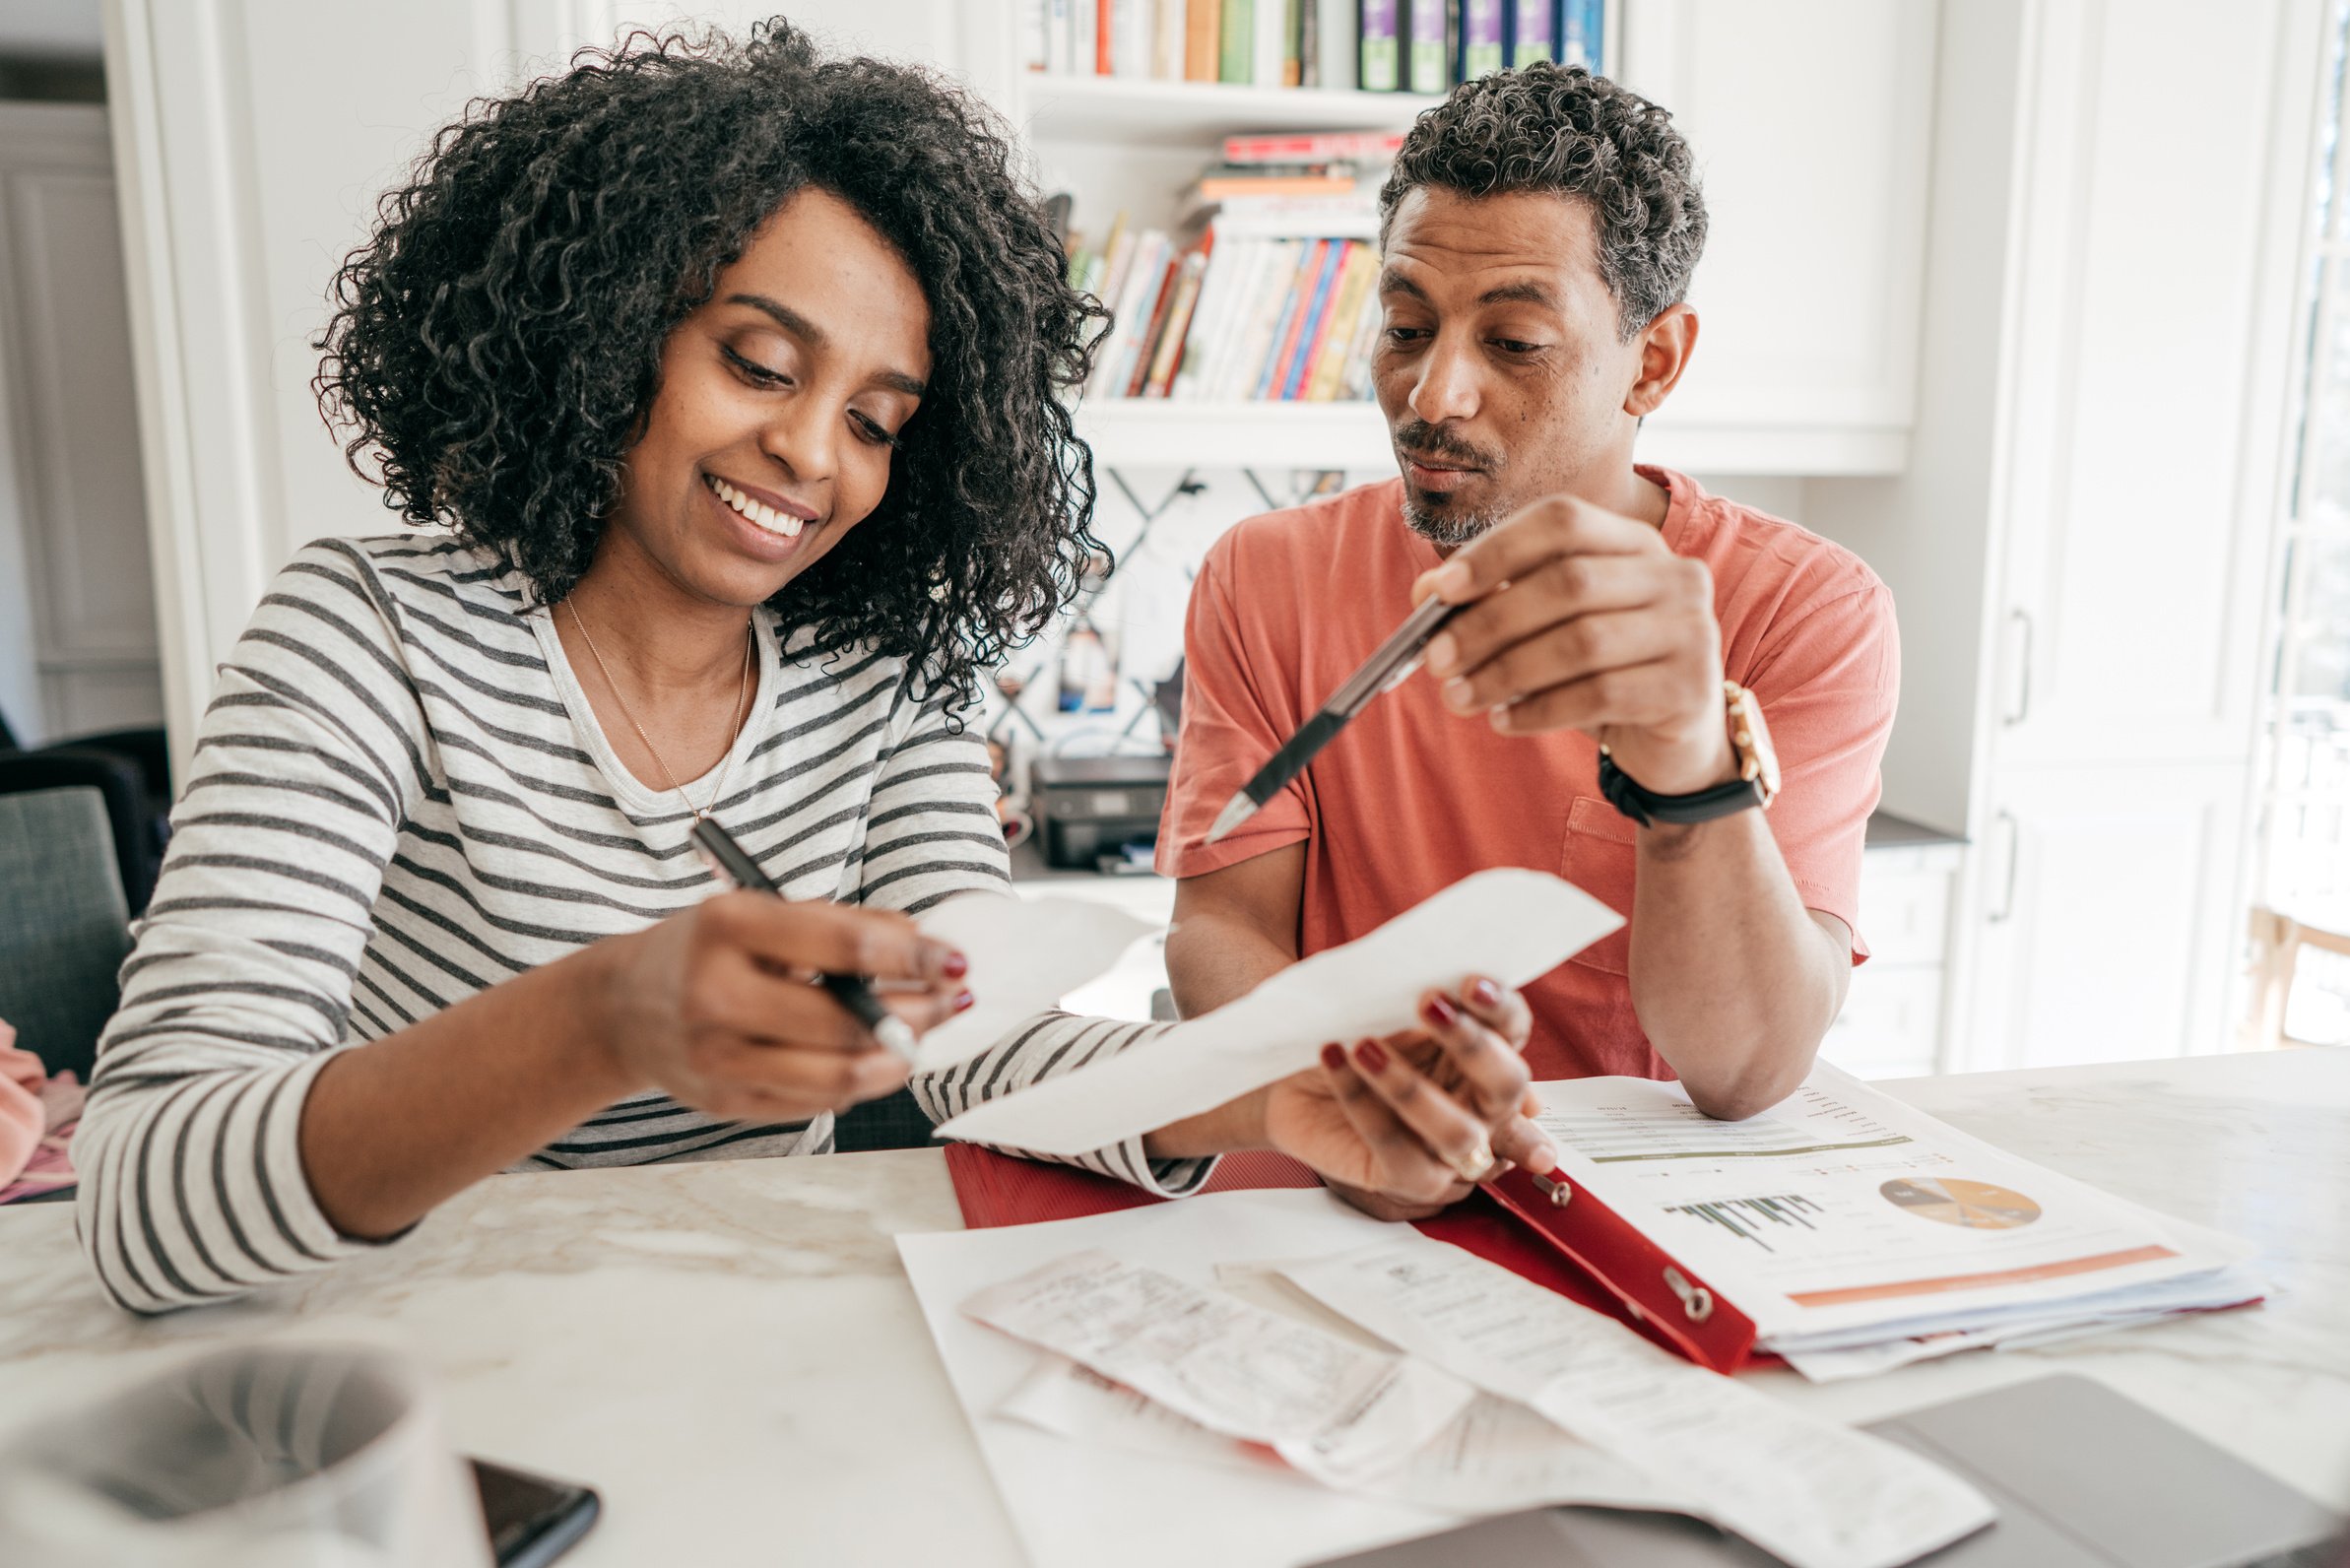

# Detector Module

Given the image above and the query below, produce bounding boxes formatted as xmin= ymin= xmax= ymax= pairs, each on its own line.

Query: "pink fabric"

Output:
xmin=0 ymin=1020 xmax=82 ymax=1202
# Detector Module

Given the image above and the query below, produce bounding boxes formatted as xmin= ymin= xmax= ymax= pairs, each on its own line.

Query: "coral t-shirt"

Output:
xmin=1156 ymin=468 xmax=1899 ymax=1081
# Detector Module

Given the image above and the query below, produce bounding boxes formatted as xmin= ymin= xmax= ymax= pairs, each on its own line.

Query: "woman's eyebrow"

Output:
xmin=726 ymin=292 xmax=928 ymax=398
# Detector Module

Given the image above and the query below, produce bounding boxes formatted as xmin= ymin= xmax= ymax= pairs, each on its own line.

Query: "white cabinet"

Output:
xmin=1821 ymin=840 xmax=1962 ymax=1079
xmin=1961 ymin=764 xmax=2251 ymax=1071
xmin=0 ymin=103 xmax=162 ymax=745
xmin=1617 ymin=0 xmax=1934 ymax=470
xmin=1808 ymin=0 xmax=2325 ymax=1071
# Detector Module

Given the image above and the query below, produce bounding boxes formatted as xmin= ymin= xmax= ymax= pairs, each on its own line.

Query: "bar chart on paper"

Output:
xmin=1663 ymin=1194 xmax=1826 ymax=1251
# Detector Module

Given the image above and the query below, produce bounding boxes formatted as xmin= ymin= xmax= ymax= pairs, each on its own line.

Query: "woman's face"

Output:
xmin=607 ymin=186 xmax=933 ymax=608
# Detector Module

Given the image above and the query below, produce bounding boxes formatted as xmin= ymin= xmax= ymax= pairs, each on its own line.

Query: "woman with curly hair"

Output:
xmin=76 ymin=20 xmax=1543 ymax=1313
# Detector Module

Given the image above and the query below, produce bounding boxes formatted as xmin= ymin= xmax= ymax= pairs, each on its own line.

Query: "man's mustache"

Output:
xmin=1393 ymin=420 xmax=1500 ymax=473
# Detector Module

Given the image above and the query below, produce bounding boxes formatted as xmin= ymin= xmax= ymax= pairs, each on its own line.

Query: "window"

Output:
xmin=2256 ymin=0 xmax=2350 ymax=1044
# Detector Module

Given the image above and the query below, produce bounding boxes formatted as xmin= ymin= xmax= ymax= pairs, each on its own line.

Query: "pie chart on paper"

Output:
xmin=1879 ymin=1177 xmax=2044 ymax=1229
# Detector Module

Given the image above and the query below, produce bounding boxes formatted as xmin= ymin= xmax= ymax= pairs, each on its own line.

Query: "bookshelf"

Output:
xmin=1021 ymin=75 xmax=1444 ymax=145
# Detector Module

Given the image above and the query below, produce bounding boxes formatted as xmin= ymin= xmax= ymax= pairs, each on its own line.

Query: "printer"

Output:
xmin=1029 ymin=751 xmax=1172 ymax=872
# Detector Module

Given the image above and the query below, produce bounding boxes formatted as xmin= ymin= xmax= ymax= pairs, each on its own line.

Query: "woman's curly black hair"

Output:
xmin=1380 ymin=63 xmax=1707 ymax=339
xmin=314 ymin=19 xmax=1108 ymax=699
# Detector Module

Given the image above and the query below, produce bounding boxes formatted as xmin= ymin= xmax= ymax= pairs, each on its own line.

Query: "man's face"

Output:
xmin=1372 ymin=187 xmax=1652 ymax=546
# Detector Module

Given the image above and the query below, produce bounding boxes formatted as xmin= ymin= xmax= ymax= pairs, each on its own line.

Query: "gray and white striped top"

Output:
xmin=75 ymin=535 xmax=1203 ymax=1314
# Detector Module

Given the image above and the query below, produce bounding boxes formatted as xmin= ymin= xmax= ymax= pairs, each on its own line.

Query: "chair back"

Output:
xmin=0 ymin=786 xmax=132 ymax=1081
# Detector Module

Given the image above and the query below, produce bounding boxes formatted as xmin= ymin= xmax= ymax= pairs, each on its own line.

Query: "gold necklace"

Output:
xmin=564 ymin=597 xmax=755 ymax=821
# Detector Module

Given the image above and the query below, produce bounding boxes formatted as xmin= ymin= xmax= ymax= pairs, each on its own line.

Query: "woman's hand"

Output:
xmin=584 ymin=891 xmax=968 ymax=1122
xmin=1262 ymin=977 xmax=1557 ymax=1221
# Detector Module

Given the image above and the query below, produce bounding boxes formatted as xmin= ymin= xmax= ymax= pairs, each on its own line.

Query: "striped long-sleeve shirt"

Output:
xmin=75 ymin=536 xmax=1204 ymax=1314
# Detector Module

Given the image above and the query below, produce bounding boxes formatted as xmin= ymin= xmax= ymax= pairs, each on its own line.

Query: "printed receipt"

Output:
xmin=1275 ymin=1242 xmax=1996 ymax=1568
xmin=999 ymin=1354 xmax=1683 ymax=1518
xmin=960 ymin=1250 xmax=1474 ymax=1486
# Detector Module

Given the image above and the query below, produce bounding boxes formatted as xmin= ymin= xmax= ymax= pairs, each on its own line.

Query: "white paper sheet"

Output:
xmin=913 ymin=893 xmax=1152 ymax=1070
xmin=999 ymin=1353 xmax=1686 ymax=1518
xmin=1275 ymin=1241 xmax=1995 ymax=1568
xmin=898 ymin=1190 xmax=1512 ymax=1568
xmin=961 ymin=1249 xmax=1475 ymax=1485
xmin=935 ymin=869 xmax=1620 ymax=1153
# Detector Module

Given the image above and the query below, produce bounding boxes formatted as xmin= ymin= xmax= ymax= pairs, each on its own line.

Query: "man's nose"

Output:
xmin=1406 ymin=334 xmax=1481 ymax=425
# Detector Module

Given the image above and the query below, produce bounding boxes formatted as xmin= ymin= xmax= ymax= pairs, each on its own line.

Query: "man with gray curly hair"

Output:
xmin=1153 ymin=65 xmax=1900 ymax=1215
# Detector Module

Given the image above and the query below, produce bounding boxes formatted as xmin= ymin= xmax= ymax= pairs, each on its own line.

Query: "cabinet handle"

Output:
xmin=1988 ymin=810 xmax=2020 ymax=924
xmin=2001 ymin=609 xmax=2034 ymax=727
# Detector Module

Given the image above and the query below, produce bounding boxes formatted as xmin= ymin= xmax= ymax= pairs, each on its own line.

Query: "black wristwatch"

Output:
xmin=1599 ymin=682 xmax=1782 ymax=828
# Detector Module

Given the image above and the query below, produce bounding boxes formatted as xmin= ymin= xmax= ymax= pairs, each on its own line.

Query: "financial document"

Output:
xmin=935 ymin=869 xmax=1620 ymax=1153
xmin=912 ymin=892 xmax=1151 ymax=1070
xmin=962 ymin=1250 xmax=1474 ymax=1485
xmin=1532 ymin=1066 xmax=2260 ymax=1350
xmin=1275 ymin=1242 xmax=1993 ymax=1568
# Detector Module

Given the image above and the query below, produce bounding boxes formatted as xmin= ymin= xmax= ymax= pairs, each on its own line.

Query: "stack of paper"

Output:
xmin=1527 ymin=1066 xmax=2265 ymax=1380
xmin=902 ymin=1190 xmax=1995 ymax=1568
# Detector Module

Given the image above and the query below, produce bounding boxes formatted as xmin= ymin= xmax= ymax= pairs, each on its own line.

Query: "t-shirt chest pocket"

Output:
xmin=1561 ymin=795 xmax=1637 ymax=975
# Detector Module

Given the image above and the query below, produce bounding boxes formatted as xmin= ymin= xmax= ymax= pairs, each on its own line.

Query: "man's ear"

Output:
xmin=1623 ymin=303 xmax=1698 ymax=418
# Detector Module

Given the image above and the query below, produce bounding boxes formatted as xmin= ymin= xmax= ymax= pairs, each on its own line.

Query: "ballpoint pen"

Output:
xmin=1206 ymin=592 xmax=1466 ymax=844
xmin=687 ymin=816 xmax=922 ymax=1064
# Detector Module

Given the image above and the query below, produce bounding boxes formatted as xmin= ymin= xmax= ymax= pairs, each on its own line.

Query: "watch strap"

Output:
xmin=1598 ymin=751 xmax=1765 ymax=827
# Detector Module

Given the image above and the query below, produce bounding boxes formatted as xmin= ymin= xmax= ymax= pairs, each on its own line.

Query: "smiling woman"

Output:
xmin=70 ymin=19 xmax=1550 ymax=1316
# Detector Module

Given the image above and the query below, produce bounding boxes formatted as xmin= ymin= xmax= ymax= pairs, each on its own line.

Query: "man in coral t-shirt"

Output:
xmin=1144 ymin=65 xmax=1899 ymax=1218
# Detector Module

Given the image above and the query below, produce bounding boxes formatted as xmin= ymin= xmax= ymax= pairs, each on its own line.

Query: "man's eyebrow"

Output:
xmin=1477 ymin=280 xmax=1559 ymax=307
xmin=726 ymin=292 xmax=928 ymax=399
xmin=1377 ymin=269 xmax=1428 ymax=300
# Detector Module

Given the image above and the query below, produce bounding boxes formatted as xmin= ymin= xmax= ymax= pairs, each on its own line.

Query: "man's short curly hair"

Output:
xmin=314 ymin=20 xmax=1107 ymax=699
xmin=1379 ymin=64 xmax=1707 ymax=339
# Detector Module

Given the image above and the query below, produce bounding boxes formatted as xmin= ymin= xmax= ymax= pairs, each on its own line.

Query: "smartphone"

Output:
xmin=468 ymin=1457 xmax=600 ymax=1568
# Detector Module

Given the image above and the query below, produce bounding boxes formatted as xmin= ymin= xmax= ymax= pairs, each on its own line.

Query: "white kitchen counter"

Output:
xmin=0 ymin=1048 xmax=2342 ymax=1565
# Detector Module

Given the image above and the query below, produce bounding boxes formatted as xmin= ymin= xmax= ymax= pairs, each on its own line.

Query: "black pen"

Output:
xmin=688 ymin=816 xmax=921 ymax=1064
xmin=1206 ymin=593 xmax=1465 ymax=844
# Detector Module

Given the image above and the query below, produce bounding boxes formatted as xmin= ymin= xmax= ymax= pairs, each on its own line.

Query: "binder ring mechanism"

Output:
xmin=1530 ymin=1173 xmax=1574 ymax=1209
xmin=1663 ymin=1266 xmax=1715 ymax=1324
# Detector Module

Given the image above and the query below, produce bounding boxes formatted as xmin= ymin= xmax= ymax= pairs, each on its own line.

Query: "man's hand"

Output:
xmin=1417 ymin=495 xmax=1730 ymax=795
xmin=1263 ymin=979 xmax=1556 ymax=1222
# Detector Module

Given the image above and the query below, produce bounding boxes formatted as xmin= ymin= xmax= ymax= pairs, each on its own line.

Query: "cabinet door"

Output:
xmin=1958 ymin=762 xmax=2249 ymax=1072
xmin=1991 ymin=0 xmax=2317 ymax=769
xmin=1618 ymin=0 xmax=1933 ymax=448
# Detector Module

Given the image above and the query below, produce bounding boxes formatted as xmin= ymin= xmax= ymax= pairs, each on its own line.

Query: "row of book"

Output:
xmin=1022 ymin=0 xmax=1606 ymax=93
xmin=1077 ymin=224 xmax=1385 ymax=405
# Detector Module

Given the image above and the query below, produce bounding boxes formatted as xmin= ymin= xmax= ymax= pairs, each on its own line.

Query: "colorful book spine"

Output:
xmin=1252 ymin=0 xmax=1288 ymax=91
xmin=1358 ymin=0 xmax=1399 ymax=91
xmin=1562 ymin=0 xmax=1601 ymax=70
xmin=1223 ymin=129 xmax=1404 ymax=163
xmin=1280 ymin=239 xmax=1350 ymax=400
xmin=1506 ymin=0 xmax=1552 ymax=66
xmin=1404 ymin=0 xmax=1449 ymax=95
xmin=1154 ymin=0 xmax=1188 ymax=77
xmin=1255 ymin=239 xmax=1328 ymax=399
xmin=1305 ymin=242 xmax=1379 ymax=401
xmin=1219 ymin=0 xmax=1255 ymax=81
xmin=1225 ymin=238 xmax=1301 ymax=399
xmin=1123 ymin=252 xmax=1183 ymax=396
xmin=1186 ymin=0 xmax=1222 ymax=78
xmin=1459 ymin=0 xmax=1502 ymax=80
xmin=1142 ymin=242 xmax=1211 ymax=396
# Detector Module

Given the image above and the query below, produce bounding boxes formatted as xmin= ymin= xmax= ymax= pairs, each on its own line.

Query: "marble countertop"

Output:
xmin=1 ymin=1049 xmax=2343 ymax=1565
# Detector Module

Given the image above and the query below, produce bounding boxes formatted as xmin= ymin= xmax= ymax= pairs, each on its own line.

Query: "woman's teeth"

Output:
xmin=706 ymin=475 xmax=805 ymax=539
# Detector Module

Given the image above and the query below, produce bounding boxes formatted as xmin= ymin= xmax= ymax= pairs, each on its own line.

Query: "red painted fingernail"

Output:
xmin=1320 ymin=1043 xmax=1345 ymax=1071
xmin=953 ymin=990 xmax=975 ymax=1013
xmin=1469 ymin=978 xmax=1502 ymax=1009
xmin=1422 ymin=994 xmax=1459 ymax=1028
xmin=942 ymin=951 xmax=970 ymax=980
xmin=1355 ymin=1038 xmax=1389 ymax=1073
